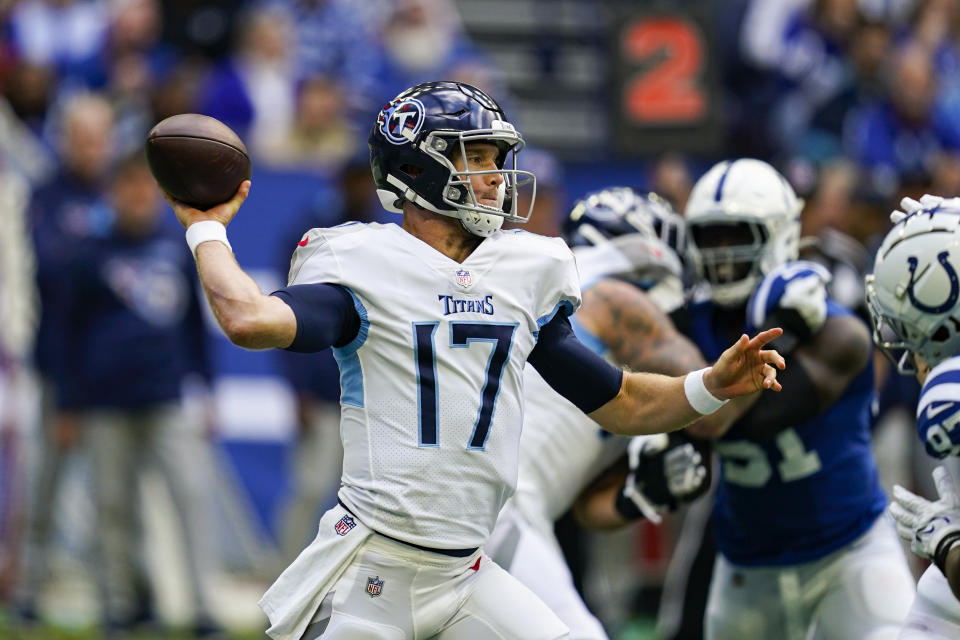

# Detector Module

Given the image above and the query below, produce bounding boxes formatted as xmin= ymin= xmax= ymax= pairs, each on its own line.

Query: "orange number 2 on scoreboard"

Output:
xmin=622 ymin=17 xmax=706 ymax=125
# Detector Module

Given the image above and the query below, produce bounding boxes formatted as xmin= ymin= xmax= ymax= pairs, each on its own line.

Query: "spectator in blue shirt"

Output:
xmin=15 ymin=92 xmax=115 ymax=624
xmin=371 ymin=0 xmax=496 ymax=107
xmin=56 ymin=153 xmax=221 ymax=637
xmin=5 ymin=0 xmax=109 ymax=91
xmin=844 ymin=41 xmax=960 ymax=198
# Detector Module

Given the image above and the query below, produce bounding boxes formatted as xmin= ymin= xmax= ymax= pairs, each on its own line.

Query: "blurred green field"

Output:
xmin=0 ymin=614 xmax=660 ymax=640
xmin=0 ymin=622 xmax=266 ymax=640
xmin=0 ymin=610 xmax=266 ymax=640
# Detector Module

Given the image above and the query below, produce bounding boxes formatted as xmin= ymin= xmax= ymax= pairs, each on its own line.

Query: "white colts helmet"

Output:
xmin=684 ymin=159 xmax=803 ymax=306
xmin=866 ymin=203 xmax=960 ymax=374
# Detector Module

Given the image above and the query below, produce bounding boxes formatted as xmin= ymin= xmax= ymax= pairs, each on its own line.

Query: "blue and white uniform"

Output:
xmin=259 ymin=222 xmax=627 ymax=640
xmin=487 ymin=280 xmax=628 ymax=640
xmin=480 ymin=227 xmax=687 ymax=639
xmin=902 ymin=356 xmax=960 ymax=639
xmin=698 ymin=299 xmax=886 ymax=562
xmin=682 ymin=263 xmax=914 ymax=640
xmin=916 ymin=357 xmax=960 ymax=460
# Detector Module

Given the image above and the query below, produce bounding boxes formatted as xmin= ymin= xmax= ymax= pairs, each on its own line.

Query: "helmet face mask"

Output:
xmin=867 ymin=210 xmax=960 ymax=375
xmin=865 ymin=278 xmax=921 ymax=374
xmin=369 ymin=82 xmax=536 ymax=237
xmin=426 ymin=129 xmax=535 ymax=221
xmin=688 ymin=217 xmax=768 ymax=301
xmin=684 ymin=159 xmax=802 ymax=307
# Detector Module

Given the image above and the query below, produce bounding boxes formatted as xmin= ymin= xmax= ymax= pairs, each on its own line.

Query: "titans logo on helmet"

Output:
xmin=378 ymin=97 xmax=426 ymax=145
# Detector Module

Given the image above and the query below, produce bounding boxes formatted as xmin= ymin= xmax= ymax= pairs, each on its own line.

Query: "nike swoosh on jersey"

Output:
xmin=927 ymin=403 xmax=954 ymax=420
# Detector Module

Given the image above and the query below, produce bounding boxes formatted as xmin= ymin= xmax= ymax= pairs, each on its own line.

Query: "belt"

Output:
xmin=337 ymin=500 xmax=479 ymax=558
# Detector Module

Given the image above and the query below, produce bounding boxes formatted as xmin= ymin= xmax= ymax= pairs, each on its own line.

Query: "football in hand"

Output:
xmin=145 ymin=113 xmax=252 ymax=209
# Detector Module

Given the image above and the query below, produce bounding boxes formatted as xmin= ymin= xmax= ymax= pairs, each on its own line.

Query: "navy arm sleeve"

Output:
xmin=270 ymin=283 xmax=360 ymax=353
xmin=528 ymin=311 xmax=623 ymax=413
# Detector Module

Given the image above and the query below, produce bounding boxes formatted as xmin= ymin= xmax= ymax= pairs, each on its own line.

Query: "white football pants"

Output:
xmin=705 ymin=514 xmax=915 ymax=640
xmin=300 ymin=531 xmax=570 ymax=640
xmin=900 ymin=566 xmax=960 ymax=639
xmin=486 ymin=504 xmax=608 ymax=640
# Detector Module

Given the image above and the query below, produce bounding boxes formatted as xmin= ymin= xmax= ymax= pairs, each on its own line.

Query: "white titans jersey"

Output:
xmin=287 ymin=222 xmax=581 ymax=549
xmin=510 ymin=242 xmax=649 ymax=532
xmin=511 ymin=365 xmax=627 ymax=534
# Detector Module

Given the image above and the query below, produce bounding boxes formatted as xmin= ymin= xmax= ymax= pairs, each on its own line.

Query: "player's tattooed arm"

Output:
xmin=573 ymin=457 xmax=631 ymax=530
xmin=578 ymin=278 xmax=704 ymax=376
xmin=580 ymin=279 xmax=759 ymax=440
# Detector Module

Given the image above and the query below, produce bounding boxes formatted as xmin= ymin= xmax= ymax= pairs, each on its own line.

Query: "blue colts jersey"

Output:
xmin=685 ymin=299 xmax=887 ymax=566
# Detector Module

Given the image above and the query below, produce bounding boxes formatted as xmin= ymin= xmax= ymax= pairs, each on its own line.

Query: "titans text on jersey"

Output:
xmin=438 ymin=294 xmax=495 ymax=316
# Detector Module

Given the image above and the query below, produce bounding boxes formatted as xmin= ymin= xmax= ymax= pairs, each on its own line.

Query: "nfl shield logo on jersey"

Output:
xmin=456 ymin=269 xmax=472 ymax=288
xmin=334 ymin=515 xmax=356 ymax=536
xmin=366 ymin=576 xmax=384 ymax=597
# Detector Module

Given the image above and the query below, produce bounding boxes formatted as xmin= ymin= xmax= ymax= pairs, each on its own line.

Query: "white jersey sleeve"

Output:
xmin=527 ymin=233 xmax=581 ymax=326
xmin=286 ymin=223 xmax=370 ymax=286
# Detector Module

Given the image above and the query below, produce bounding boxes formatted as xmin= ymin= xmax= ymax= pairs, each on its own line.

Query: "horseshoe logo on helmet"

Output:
xmin=906 ymin=251 xmax=960 ymax=314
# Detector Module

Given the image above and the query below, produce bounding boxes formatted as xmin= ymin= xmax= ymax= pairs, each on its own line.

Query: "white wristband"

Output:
xmin=185 ymin=220 xmax=232 ymax=256
xmin=684 ymin=367 xmax=729 ymax=415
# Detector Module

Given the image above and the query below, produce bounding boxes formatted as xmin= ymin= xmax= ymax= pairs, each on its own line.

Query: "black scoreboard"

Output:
xmin=613 ymin=6 xmax=723 ymax=156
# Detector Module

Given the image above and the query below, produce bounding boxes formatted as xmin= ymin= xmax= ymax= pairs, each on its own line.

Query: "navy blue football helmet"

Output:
xmin=369 ymin=81 xmax=535 ymax=237
xmin=564 ymin=187 xmax=687 ymax=258
xmin=564 ymin=187 xmax=688 ymax=310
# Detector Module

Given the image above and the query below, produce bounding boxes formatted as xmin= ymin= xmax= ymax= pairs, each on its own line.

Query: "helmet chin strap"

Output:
xmin=388 ymin=173 xmax=510 ymax=237
xmin=457 ymin=181 xmax=508 ymax=238
xmin=458 ymin=209 xmax=503 ymax=237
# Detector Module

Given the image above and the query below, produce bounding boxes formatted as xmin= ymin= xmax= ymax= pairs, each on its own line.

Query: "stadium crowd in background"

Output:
xmin=3 ymin=0 xmax=960 ymax=638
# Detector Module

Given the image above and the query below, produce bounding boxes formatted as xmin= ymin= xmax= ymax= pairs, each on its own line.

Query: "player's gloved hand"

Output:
xmin=891 ymin=194 xmax=960 ymax=223
xmin=615 ymin=432 xmax=709 ymax=525
xmin=890 ymin=466 xmax=960 ymax=574
xmin=745 ymin=261 xmax=831 ymax=352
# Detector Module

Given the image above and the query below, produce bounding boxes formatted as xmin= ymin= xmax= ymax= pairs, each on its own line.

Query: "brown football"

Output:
xmin=145 ymin=113 xmax=252 ymax=209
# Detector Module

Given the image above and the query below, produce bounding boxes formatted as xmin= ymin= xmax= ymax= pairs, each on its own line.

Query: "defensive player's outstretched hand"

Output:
xmin=162 ymin=180 xmax=251 ymax=229
xmin=704 ymin=328 xmax=786 ymax=399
